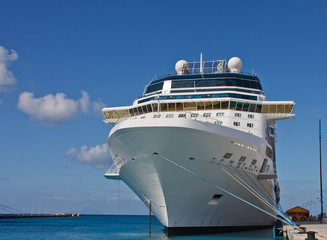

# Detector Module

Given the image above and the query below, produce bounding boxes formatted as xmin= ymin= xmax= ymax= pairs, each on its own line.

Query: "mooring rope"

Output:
xmin=155 ymin=153 xmax=295 ymax=226
xmin=220 ymin=165 xmax=290 ymax=221
xmin=220 ymin=166 xmax=283 ymax=216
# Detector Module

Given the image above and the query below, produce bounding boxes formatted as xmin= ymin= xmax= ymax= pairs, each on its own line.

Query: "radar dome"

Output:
xmin=175 ymin=60 xmax=189 ymax=75
xmin=228 ymin=57 xmax=242 ymax=73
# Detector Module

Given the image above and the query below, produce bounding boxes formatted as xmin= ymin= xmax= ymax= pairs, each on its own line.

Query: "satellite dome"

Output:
xmin=228 ymin=57 xmax=242 ymax=73
xmin=175 ymin=60 xmax=189 ymax=75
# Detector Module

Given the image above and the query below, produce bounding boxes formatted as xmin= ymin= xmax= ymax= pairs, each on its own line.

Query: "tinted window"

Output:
xmin=146 ymin=82 xmax=164 ymax=94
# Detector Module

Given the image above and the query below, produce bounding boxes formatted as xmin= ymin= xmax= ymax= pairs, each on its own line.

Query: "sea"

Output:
xmin=0 ymin=215 xmax=282 ymax=240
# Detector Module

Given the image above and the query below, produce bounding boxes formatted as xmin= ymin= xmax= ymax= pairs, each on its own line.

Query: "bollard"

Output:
xmin=305 ymin=231 xmax=317 ymax=240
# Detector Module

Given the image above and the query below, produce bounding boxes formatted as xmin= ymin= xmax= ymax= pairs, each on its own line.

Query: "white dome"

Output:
xmin=175 ymin=60 xmax=189 ymax=75
xmin=228 ymin=57 xmax=242 ymax=73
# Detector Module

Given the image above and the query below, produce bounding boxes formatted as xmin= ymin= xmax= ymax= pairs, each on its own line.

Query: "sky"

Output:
xmin=0 ymin=0 xmax=327 ymax=216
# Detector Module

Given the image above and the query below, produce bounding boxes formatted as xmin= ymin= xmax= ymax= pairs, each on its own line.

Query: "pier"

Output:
xmin=0 ymin=213 xmax=82 ymax=219
xmin=283 ymin=222 xmax=327 ymax=240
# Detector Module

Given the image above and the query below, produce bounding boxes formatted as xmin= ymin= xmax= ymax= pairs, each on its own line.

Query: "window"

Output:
xmin=191 ymin=113 xmax=199 ymax=117
xmin=236 ymin=102 xmax=243 ymax=111
xmin=223 ymin=153 xmax=233 ymax=159
xmin=213 ymin=101 xmax=221 ymax=109
xmin=140 ymin=116 xmax=146 ymax=119
xmin=248 ymin=114 xmax=254 ymax=119
xmin=196 ymin=102 xmax=205 ymax=110
xmin=233 ymin=122 xmax=240 ymax=126
xmin=203 ymin=113 xmax=211 ymax=117
xmin=168 ymin=103 xmax=176 ymax=111
xmin=221 ymin=101 xmax=229 ymax=109
xmin=214 ymin=121 xmax=222 ymax=125
xmin=153 ymin=114 xmax=161 ymax=118
xmin=184 ymin=102 xmax=196 ymax=110
xmin=216 ymin=112 xmax=224 ymax=117
xmin=230 ymin=101 xmax=236 ymax=110
xmin=204 ymin=102 xmax=213 ymax=110
xmin=178 ymin=113 xmax=186 ymax=118
xmin=239 ymin=156 xmax=246 ymax=162
xmin=160 ymin=103 xmax=168 ymax=112
xmin=166 ymin=114 xmax=174 ymax=118
xmin=251 ymin=159 xmax=257 ymax=165
xmin=235 ymin=113 xmax=241 ymax=117
xmin=243 ymin=102 xmax=249 ymax=112
xmin=247 ymin=123 xmax=254 ymax=128
xmin=145 ymin=82 xmax=164 ymax=94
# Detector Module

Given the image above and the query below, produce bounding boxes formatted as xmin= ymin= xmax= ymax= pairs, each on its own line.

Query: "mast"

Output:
xmin=200 ymin=52 xmax=203 ymax=74
xmin=319 ymin=119 xmax=324 ymax=223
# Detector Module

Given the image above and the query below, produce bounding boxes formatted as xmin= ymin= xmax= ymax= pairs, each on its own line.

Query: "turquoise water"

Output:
xmin=0 ymin=215 xmax=281 ymax=240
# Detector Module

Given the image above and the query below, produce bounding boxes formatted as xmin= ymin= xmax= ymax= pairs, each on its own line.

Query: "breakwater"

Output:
xmin=0 ymin=213 xmax=82 ymax=219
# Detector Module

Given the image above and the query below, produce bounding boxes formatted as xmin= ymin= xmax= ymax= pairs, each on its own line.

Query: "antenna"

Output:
xmin=200 ymin=52 xmax=203 ymax=73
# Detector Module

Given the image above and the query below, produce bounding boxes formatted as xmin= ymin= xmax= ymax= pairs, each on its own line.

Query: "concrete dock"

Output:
xmin=284 ymin=223 xmax=327 ymax=240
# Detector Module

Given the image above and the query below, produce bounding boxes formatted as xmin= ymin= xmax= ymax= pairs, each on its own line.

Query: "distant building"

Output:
xmin=285 ymin=206 xmax=309 ymax=221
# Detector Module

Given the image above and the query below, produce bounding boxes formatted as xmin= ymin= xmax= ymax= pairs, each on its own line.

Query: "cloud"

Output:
xmin=17 ymin=90 xmax=104 ymax=125
xmin=66 ymin=143 xmax=112 ymax=169
xmin=0 ymin=46 xmax=18 ymax=91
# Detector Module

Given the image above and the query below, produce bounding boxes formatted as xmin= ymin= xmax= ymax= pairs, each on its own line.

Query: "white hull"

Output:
xmin=108 ymin=117 xmax=277 ymax=229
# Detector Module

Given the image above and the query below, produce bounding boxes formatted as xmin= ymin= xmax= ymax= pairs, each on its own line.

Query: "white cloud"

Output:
xmin=0 ymin=46 xmax=18 ymax=91
xmin=17 ymin=90 xmax=104 ymax=125
xmin=65 ymin=143 xmax=112 ymax=169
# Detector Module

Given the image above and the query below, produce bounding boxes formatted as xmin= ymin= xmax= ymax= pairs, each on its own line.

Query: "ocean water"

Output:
xmin=0 ymin=215 xmax=282 ymax=240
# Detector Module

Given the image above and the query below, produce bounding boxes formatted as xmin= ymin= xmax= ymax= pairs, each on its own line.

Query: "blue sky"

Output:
xmin=0 ymin=0 xmax=327 ymax=216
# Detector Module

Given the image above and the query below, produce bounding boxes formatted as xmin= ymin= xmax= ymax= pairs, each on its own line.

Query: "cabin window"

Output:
xmin=191 ymin=113 xmax=199 ymax=117
xmin=251 ymin=159 xmax=257 ymax=165
xmin=166 ymin=114 xmax=174 ymax=118
xmin=214 ymin=121 xmax=222 ymax=125
xmin=247 ymin=123 xmax=254 ymax=128
xmin=216 ymin=112 xmax=224 ymax=117
xmin=203 ymin=113 xmax=211 ymax=117
xmin=178 ymin=114 xmax=186 ymax=118
xmin=153 ymin=114 xmax=161 ymax=118
xmin=223 ymin=153 xmax=233 ymax=159
xmin=235 ymin=113 xmax=241 ymax=117
xmin=233 ymin=122 xmax=240 ymax=126
xmin=239 ymin=156 xmax=246 ymax=162
xmin=248 ymin=114 xmax=254 ymax=119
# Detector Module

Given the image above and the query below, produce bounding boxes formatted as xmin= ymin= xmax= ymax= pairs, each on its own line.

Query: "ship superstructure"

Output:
xmin=102 ymin=55 xmax=295 ymax=234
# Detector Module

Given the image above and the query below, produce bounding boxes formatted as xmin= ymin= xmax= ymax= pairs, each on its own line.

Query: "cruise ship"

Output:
xmin=102 ymin=55 xmax=295 ymax=235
